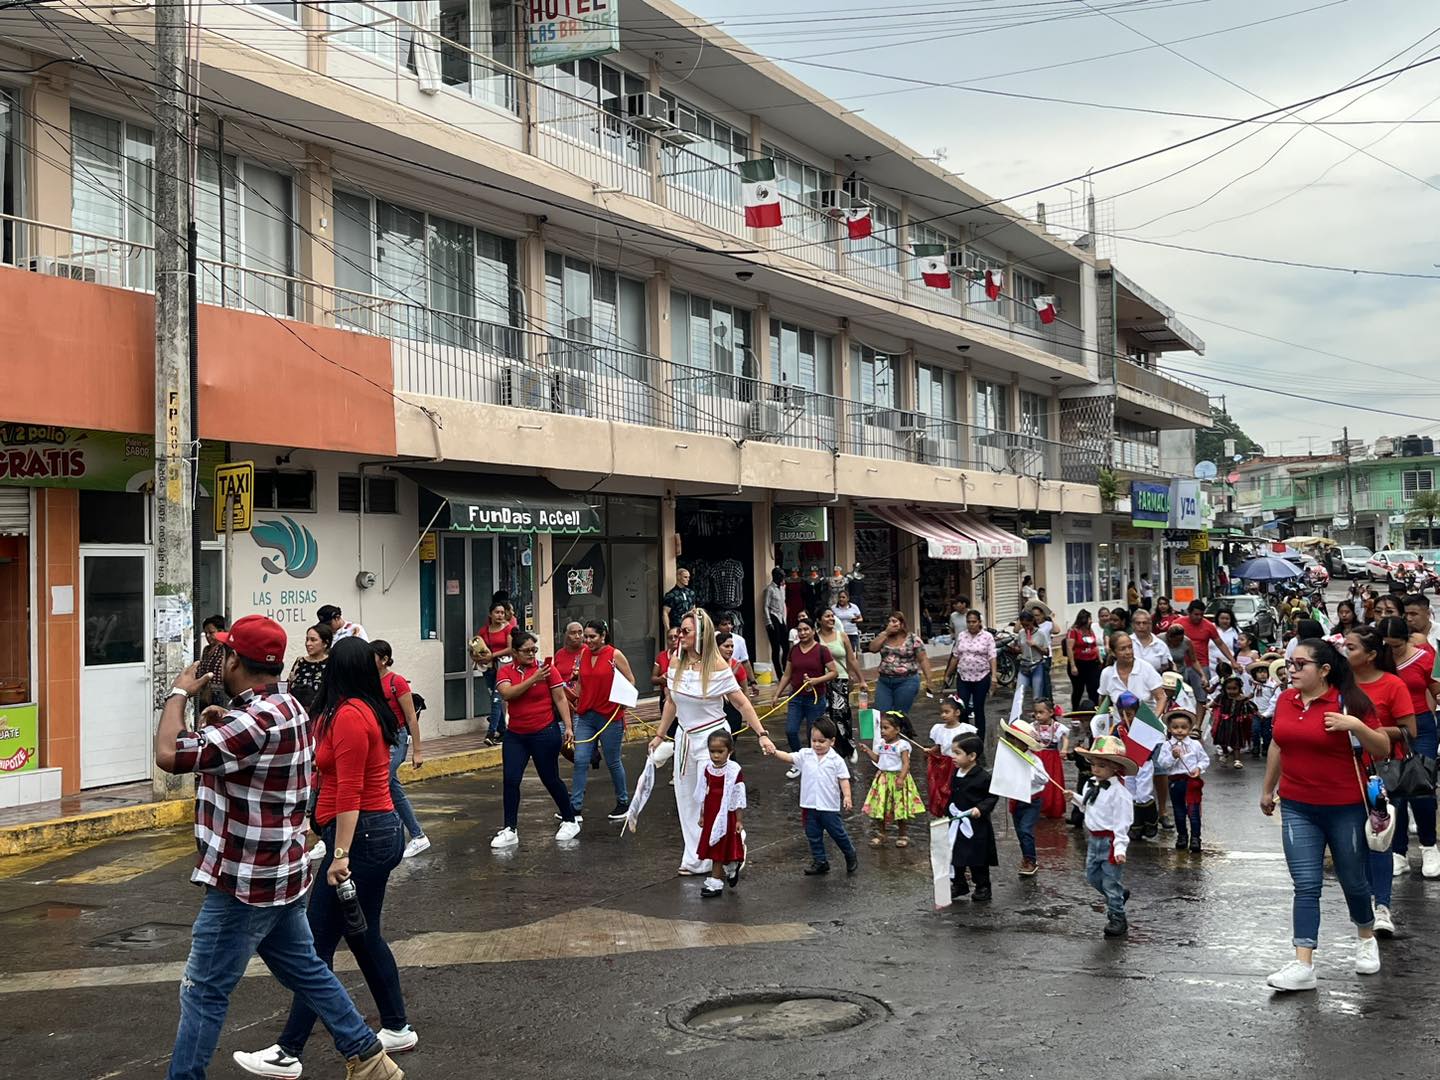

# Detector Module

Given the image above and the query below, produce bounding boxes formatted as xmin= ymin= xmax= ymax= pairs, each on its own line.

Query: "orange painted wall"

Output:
xmin=35 ymin=488 xmax=81 ymax=794
xmin=0 ymin=268 xmax=397 ymax=456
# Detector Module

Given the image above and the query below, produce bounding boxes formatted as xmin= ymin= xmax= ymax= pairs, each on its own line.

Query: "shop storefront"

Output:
xmin=772 ymin=505 xmax=833 ymax=587
xmin=677 ymin=497 xmax=755 ymax=641
xmin=854 ymin=510 xmax=900 ymax=635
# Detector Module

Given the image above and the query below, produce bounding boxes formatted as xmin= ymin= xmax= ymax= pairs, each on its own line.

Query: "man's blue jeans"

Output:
xmin=167 ymin=888 xmax=376 ymax=1080
xmin=1011 ymin=799 xmax=1041 ymax=861
xmin=785 ymin=692 xmax=828 ymax=751
xmin=388 ymin=728 xmax=425 ymax=843
xmin=570 ymin=709 xmax=627 ymax=814
xmin=1279 ymin=798 xmax=1375 ymax=948
xmin=1085 ymin=835 xmax=1127 ymax=917
xmin=1019 ymin=664 xmax=1048 ymax=706
xmin=484 ymin=668 xmax=506 ymax=738
xmin=804 ymin=808 xmax=856 ymax=865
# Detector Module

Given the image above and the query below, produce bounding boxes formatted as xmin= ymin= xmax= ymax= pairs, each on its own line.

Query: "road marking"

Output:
xmin=0 ymin=841 xmax=105 ymax=881
xmin=0 ymin=907 xmax=814 ymax=995
xmin=50 ymin=834 xmax=196 ymax=886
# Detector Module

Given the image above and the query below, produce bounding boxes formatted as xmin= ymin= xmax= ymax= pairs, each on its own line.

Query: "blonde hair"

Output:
xmin=681 ymin=608 xmax=723 ymax=697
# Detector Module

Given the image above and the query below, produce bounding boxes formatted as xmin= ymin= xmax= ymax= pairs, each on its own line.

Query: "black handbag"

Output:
xmin=1376 ymin=731 xmax=1438 ymax=799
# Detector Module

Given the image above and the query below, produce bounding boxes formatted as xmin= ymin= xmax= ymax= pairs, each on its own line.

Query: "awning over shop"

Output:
xmin=400 ymin=468 xmax=601 ymax=534
xmin=865 ymin=505 xmax=1028 ymax=560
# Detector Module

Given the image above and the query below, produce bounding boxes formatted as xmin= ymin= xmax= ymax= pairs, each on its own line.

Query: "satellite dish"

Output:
xmin=1232 ymin=454 xmax=1245 ymax=462
xmin=1194 ymin=460 xmax=1218 ymax=479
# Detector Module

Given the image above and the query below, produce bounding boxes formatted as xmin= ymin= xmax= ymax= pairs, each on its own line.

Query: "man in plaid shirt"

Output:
xmin=155 ymin=615 xmax=402 ymax=1080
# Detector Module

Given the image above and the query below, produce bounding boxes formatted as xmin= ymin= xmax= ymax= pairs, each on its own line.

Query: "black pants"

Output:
xmin=766 ymin=616 xmax=788 ymax=674
xmin=1070 ymin=658 xmax=1103 ymax=711
xmin=953 ymin=864 xmax=991 ymax=893
xmin=502 ymin=723 xmax=573 ymax=829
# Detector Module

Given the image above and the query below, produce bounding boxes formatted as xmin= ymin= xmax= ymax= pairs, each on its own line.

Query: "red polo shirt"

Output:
xmin=1356 ymin=672 xmax=1414 ymax=763
xmin=1272 ymin=687 xmax=1380 ymax=805
xmin=496 ymin=661 xmax=565 ymax=735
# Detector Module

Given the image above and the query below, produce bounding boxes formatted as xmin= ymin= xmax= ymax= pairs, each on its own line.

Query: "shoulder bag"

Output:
xmin=1375 ymin=730 xmax=1438 ymax=800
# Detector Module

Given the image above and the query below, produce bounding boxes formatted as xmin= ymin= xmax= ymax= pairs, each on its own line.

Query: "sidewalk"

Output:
xmin=0 ymin=699 xmax=664 ymax=856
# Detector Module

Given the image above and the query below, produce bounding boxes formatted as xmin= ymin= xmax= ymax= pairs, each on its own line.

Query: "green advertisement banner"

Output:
xmin=0 ymin=424 xmax=224 ymax=493
xmin=0 ymin=703 xmax=38 ymax=774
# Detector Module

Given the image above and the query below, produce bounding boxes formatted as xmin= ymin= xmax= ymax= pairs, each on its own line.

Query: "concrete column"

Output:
xmin=295 ymin=147 xmax=334 ymax=325
xmin=1004 ymin=249 xmax=1017 ymax=325
xmin=896 ymin=341 xmax=916 ymax=413
xmin=535 ymin=532 xmax=556 ymax=650
xmin=832 ymin=157 xmax=847 ymax=274
xmin=661 ymin=491 xmax=678 ymax=593
xmin=899 ymin=196 xmax=912 ymax=300
xmin=519 ymin=216 xmax=548 ymax=348
xmin=648 ymin=265 xmax=674 ymax=427
xmin=648 ymin=60 xmax=665 ymax=207
xmin=834 ymin=502 xmax=856 ymax=575
xmin=1082 ymin=261 xmax=1101 ymax=380
xmin=751 ymin=495 xmax=773 ymax=669
xmin=25 ymin=66 xmax=72 ymax=235
xmin=753 ymin=293 xmax=772 ymax=384
xmin=899 ymin=531 xmax=921 ymax=639
xmin=835 ymin=322 xmax=854 ymax=453
xmin=301 ymin=1 xmax=328 ymax=74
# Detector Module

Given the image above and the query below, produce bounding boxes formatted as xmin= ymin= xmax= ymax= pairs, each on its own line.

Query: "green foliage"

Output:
xmin=1097 ymin=467 xmax=1120 ymax=504
xmin=1196 ymin=405 xmax=1262 ymax=467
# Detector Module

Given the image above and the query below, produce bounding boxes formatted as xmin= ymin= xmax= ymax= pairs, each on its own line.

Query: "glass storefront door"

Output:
xmin=441 ymin=534 xmax=497 ymax=721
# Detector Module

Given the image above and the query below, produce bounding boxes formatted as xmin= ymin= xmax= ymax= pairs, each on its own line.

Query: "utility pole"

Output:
xmin=1342 ymin=425 xmax=1356 ymax=544
xmin=154 ymin=0 xmax=194 ymax=800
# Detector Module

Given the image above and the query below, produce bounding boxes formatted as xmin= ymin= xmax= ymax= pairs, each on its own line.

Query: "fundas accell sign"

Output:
xmin=457 ymin=503 xmax=600 ymax=534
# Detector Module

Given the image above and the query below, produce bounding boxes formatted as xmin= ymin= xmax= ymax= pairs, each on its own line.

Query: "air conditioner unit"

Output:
xmin=499 ymin=365 xmax=558 ymax=413
xmin=624 ymin=92 xmax=672 ymax=131
xmin=748 ymin=400 xmax=785 ymax=436
xmin=659 ymin=104 xmax=701 ymax=146
xmin=892 ymin=409 xmax=925 ymax=433
xmin=25 ymin=255 xmax=122 ymax=288
xmin=810 ymin=189 xmax=853 ymax=217
xmin=842 ymin=178 xmax=871 ymax=205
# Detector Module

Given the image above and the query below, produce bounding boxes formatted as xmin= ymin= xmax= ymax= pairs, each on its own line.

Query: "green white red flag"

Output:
xmin=739 ymin=159 xmax=783 ymax=228
xmin=1033 ymin=295 xmax=1057 ymax=324
xmin=984 ymin=268 xmax=1004 ymax=301
xmin=913 ymin=244 xmax=950 ymax=288
xmin=844 ymin=206 xmax=873 ymax=239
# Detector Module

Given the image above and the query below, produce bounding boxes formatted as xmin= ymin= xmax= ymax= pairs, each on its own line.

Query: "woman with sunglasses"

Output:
xmin=1261 ymin=638 xmax=1390 ymax=992
xmin=490 ymin=630 xmax=578 ymax=850
xmin=649 ymin=609 xmax=775 ymax=875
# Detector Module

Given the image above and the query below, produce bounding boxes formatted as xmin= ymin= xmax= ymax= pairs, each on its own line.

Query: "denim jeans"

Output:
xmin=1167 ymin=775 xmax=1203 ymax=845
xmin=785 ymin=692 xmax=828 ymax=752
xmin=955 ymin=674 xmax=991 ymax=741
xmin=1367 ymin=846 xmax=1394 ymax=908
xmin=804 ymin=808 xmax=856 ymax=864
xmin=483 ymin=668 xmax=506 ymax=737
xmin=570 ymin=709 xmax=627 ymax=814
xmin=1019 ymin=664 xmax=1048 ymax=707
xmin=504 ymin=722 xmax=573 ymax=829
xmin=279 ymin=811 xmax=406 ymax=1056
xmin=166 ymin=889 xmax=377 ymax=1080
xmin=388 ymin=728 xmax=425 ymax=843
xmin=1279 ymin=798 xmax=1375 ymax=949
xmin=1011 ymin=799 xmax=1041 ymax=861
xmin=1392 ymin=711 xmax=1437 ymax=854
xmin=875 ymin=673 xmax=921 ymax=716
xmin=1084 ymin=835 xmax=1127 ymax=918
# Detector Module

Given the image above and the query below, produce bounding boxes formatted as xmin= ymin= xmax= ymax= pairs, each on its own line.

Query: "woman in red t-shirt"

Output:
xmin=1063 ymin=610 xmax=1103 ymax=711
xmin=491 ymin=630 xmax=577 ymax=849
xmin=242 ymin=636 xmax=415 ymax=1062
xmin=1260 ymin=638 xmax=1391 ymax=994
xmin=1379 ymin=615 xmax=1440 ymax=877
xmin=571 ymin=619 xmax=638 ymax=822
xmin=475 ymin=600 xmax=518 ymax=745
xmin=1346 ymin=624 xmax=1415 ymax=936
xmin=372 ymin=640 xmax=428 ymax=859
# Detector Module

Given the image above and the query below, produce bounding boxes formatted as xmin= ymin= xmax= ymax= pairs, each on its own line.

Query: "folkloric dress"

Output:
xmin=695 ymin=760 xmax=747 ymax=866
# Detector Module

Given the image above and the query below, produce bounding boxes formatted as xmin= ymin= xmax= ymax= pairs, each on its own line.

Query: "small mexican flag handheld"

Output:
xmin=844 ymin=206 xmax=873 ymax=240
xmin=1120 ymin=702 xmax=1167 ymax=763
xmin=739 ymin=159 xmax=783 ymax=228
xmin=913 ymin=243 xmax=951 ymax=288
xmin=1033 ymin=295 xmax=1057 ymax=324
xmin=984 ymin=268 xmax=1004 ymax=301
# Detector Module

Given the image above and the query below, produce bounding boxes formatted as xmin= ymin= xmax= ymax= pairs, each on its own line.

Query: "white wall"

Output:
xmin=226 ymin=447 xmax=463 ymax=741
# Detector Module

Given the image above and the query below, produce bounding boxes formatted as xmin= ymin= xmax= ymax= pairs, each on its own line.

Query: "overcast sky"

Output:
xmin=682 ymin=0 xmax=1440 ymax=455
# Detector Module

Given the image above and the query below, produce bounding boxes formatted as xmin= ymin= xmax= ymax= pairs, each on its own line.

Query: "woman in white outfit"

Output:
xmin=649 ymin=609 xmax=777 ymax=875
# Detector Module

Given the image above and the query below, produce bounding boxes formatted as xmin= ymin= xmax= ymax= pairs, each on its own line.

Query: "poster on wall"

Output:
xmin=568 ymin=567 xmax=595 ymax=595
xmin=0 ymin=704 xmax=38 ymax=774
xmin=527 ymin=0 xmax=620 ymax=66
xmin=1171 ymin=564 xmax=1200 ymax=605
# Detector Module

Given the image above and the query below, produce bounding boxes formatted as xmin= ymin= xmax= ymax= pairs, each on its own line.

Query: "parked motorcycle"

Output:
xmin=992 ymin=626 xmax=1019 ymax=689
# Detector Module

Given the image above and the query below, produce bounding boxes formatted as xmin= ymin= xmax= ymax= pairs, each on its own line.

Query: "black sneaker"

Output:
xmin=951 ymin=883 xmax=969 ymax=901
xmin=1104 ymin=913 xmax=1129 ymax=937
xmin=972 ymin=886 xmax=992 ymax=902
xmin=845 ymin=853 xmax=859 ymax=874
xmin=1189 ymin=839 xmax=1202 ymax=853
xmin=606 ymin=803 xmax=629 ymax=822
xmin=804 ymin=861 xmax=831 ymax=875
xmin=1175 ymin=838 xmax=1188 ymax=851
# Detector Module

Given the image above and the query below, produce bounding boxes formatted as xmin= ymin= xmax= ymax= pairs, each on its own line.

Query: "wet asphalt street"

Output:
xmin=3 ymin=693 xmax=1437 ymax=1080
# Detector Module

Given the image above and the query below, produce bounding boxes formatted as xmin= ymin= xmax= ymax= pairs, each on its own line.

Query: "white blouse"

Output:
xmin=668 ymin=664 xmax=741 ymax=733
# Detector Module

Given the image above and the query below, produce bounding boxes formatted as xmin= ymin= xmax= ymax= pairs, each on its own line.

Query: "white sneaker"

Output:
xmin=1266 ymin=959 xmax=1317 ymax=992
xmin=1393 ymin=852 xmax=1410 ymax=877
xmin=555 ymin=820 xmax=581 ymax=841
xmin=1373 ymin=903 xmax=1395 ymax=937
xmin=402 ymin=836 xmax=431 ymax=859
xmin=378 ymin=1026 xmax=418 ymax=1053
xmin=232 ymin=1045 xmax=302 ymax=1079
xmin=1421 ymin=845 xmax=1440 ymax=878
xmin=785 ymin=767 xmax=801 ymax=779
xmin=554 ymin=812 xmax=583 ymax=824
xmin=490 ymin=827 xmax=519 ymax=850
xmin=1355 ymin=936 xmax=1381 ymax=975
xmin=307 ymin=840 xmax=326 ymax=864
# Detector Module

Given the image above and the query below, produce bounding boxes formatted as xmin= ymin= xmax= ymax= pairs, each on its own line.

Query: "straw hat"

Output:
xmin=1163 ymin=707 xmax=1197 ymax=729
xmin=1160 ymin=670 xmax=1184 ymax=691
xmin=1000 ymin=718 xmax=1043 ymax=751
xmin=1075 ymin=734 xmax=1140 ymax=775
xmin=1269 ymin=658 xmax=1288 ymax=681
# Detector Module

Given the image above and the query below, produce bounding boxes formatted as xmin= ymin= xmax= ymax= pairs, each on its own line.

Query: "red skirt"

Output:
xmin=697 ymin=810 xmax=746 ymax=864
xmin=1037 ymin=748 xmax=1066 ymax=819
xmin=925 ymin=753 xmax=956 ymax=817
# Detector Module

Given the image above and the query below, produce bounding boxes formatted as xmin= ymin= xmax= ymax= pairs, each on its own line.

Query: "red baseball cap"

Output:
xmin=215 ymin=615 xmax=287 ymax=665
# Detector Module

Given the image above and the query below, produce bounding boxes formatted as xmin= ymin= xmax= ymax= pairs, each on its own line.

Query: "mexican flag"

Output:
xmin=1033 ymin=295 xmax=1057 ymax=324
xmin=1122 ymin=702 xmax=1167 ymax=760
xmin=984 ymin=268 xmax=1004 ymax=301
xmin=844 ymin=206 xmax=873 ymax=239
xmin=913 ymin=243 xmax=951 ymax=288
xmin=739 ymin=159 xmax=783 ymax=228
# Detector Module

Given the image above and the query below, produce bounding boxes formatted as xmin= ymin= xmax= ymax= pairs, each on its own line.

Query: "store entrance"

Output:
xmin=676 ymin=499 xmax=755 ymax=646
xmin=79 ymin=545 xmax=151 ymax=788
xmin=440 ymin=534 xmax=497 ymax=722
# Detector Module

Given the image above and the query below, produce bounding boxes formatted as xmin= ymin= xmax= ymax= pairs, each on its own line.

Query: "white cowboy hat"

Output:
xmin=1000 ymin=718 xmax=1043 ymax=751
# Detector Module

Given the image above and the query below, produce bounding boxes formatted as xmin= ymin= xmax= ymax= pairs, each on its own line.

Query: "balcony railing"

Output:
xmin=1116 ymin=358 xmax=1210 ymax=415
xmin=1 ymin=214 xmax=1101 ymax=483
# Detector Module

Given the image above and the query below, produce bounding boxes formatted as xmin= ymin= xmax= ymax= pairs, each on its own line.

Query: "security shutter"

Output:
xmin=990 ymin=558 xmax=1022 ymax=627
xmin=0 ymin=487 xmax=30 ymax=535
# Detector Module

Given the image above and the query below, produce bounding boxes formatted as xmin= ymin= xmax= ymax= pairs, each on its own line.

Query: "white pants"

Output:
xmin=675 ymin=723 xmax=724 ymax=873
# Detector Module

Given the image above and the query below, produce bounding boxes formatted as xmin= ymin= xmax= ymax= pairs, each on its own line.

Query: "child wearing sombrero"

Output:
xmin=1065 ymin=735 xmax=1137 ymax=938
xmin=999 ymin=718 xmax=1051 ymax=877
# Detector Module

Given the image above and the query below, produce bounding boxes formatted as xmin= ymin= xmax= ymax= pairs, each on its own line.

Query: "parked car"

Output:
xmin=1367 ymin=550 xmax=1422 ymax=583
xmin=1332 ymin=545 xmax=1373 ymax=578
xmin=1206 ymin=595 xmax=1280 ymax=647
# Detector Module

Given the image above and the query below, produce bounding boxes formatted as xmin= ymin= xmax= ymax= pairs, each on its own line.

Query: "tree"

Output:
xmin=1405 ymin=490 xmax=1440 ymax=546
xmin=1196 ymin=405 xmax=1263 ymax=467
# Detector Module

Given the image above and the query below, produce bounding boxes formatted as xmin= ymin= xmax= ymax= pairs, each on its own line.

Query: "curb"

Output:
xmin=0 ymin=722 xmax=660 ymax=857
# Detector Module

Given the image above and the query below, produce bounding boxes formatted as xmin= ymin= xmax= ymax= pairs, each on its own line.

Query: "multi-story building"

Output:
xmin=1292 ymin=441 xmax=1440 ymax=550
xmin=0 ymin=1 xmax=1198 ymax=807
xmin=1230 ymin=455 xmax=1341 ymax=538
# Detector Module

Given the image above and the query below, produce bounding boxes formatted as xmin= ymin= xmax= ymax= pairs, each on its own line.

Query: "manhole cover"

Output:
xmin=91 ymin=922 xmax=191 ymax=951
xmin=667 ymin=987 xmax=888 ymax=1041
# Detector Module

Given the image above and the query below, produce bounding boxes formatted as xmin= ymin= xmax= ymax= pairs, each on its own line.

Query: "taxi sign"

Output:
xmin=214 ymin=461 xmax=255 ymax=533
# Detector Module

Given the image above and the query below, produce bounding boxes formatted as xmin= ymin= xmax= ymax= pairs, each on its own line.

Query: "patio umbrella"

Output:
xmin=1233 ymin=555 xmax=1303 ymax=581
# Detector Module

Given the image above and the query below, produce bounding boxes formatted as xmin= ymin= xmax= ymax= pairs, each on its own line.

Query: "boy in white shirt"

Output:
xmin=768 ymin=717 xmax=858 ymax=875
xmin=1154 ymin=709 xmax=1211 ymax=853
xmin=1067 ymin=735 xmax=1137 ymax=938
